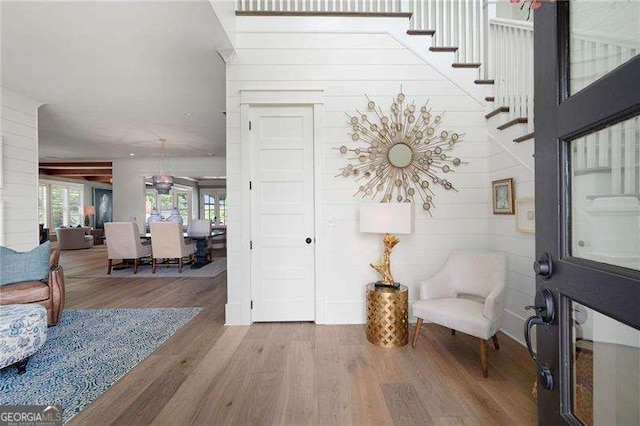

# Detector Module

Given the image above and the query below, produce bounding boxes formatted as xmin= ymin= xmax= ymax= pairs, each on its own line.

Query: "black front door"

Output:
xmin=533 ymin=1 xmax=640 ymax=424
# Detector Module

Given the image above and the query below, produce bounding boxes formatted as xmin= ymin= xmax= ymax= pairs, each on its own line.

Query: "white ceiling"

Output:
xmin=1 ymin=1 xmax=228 ymax=160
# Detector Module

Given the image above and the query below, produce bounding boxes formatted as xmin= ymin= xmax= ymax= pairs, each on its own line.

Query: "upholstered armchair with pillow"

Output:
xmin=56 ymin=227 xmax=93 ymax=250
xmin=412 ymin=251 xmax=507 ymax=377
xmin=104 ymin=222 xmax=152 ymax=274
xmin=150 ymin=222 xmax=196 ymax=273
xmin=0 ymin=242 xmax=65 ymax=326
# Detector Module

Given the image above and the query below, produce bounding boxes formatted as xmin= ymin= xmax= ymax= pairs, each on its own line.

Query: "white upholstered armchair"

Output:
xmin=412 ymin=251 xmax=507 ymax=377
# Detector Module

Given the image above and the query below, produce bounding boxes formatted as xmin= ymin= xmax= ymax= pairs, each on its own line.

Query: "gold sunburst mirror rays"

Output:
xmin=335 ymin=90 xmax=466 ymax=214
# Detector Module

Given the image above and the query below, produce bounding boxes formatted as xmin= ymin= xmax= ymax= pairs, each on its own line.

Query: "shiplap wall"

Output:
xmin=0 ymin=88 xmax=42 ymax=251
xmin=226 ymin=16 xmax=492 ymax=325
xmin=488 ymin=139 xmax=535 ymax=344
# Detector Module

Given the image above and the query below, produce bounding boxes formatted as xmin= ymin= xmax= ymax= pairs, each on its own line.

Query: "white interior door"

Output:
xmin=250 ymin=105 xmax=315 ymax=322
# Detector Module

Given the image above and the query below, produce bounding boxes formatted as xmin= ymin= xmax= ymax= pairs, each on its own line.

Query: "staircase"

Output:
xmin=235 ymin=0 xmax=536 ymax=168
xmin=235 ymin=0 xmax=640 ymax=175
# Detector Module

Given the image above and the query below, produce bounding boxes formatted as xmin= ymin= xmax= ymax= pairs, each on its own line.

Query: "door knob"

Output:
xmin=305 ymin=237 xmax=312 ymax=244
xmin=524 ymin=288 xmax=555 ymax=390
xmin=533 ymin=252 xmax=553 ymax=278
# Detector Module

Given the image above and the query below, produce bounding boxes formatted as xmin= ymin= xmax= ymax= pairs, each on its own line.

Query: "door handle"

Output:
xmin=305 ymin=237 xmax=312 ymax=244
xmin=524 ymin=288 xmax=555 ymax=390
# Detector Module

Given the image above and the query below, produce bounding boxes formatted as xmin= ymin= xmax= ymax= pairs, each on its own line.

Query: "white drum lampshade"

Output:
xmin=359 ymin=202 xmax=414 ymax=287
xmin=359 ymin=202 xmax=414 ymax=235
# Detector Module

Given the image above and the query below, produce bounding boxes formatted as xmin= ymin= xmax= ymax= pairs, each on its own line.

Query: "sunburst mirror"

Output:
xmin=335 ymin=89 xmax=466 ymax=214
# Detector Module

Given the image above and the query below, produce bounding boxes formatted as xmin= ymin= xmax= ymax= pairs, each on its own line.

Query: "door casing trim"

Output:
xmin=239 ymin=90 xmax=324 ymax=324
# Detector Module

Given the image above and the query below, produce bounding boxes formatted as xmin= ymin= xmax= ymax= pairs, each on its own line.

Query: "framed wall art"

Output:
xmin=516 ymin=198 xmax=535 ymax=233
xmin=94 ymin=188 xmax=113 ymax=229
xmin=492 ymin=178 xmax=515 ymax=214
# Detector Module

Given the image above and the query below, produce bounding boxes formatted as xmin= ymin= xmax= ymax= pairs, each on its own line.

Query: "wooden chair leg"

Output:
xmin=492 ymin=334 xmax=500 ymax=350
xmin=451 ymin=329 xmax=456 ymax=336
xmin=478 ymin=338 xmax=488 ymax=378
xmin=133 ymin=259 xmax=138 ymax=274
xmin=412 ymin=318 xmax=423 ymax=348
xmin=179 ymin=258 xmax=183 ymax=273
xmin=107 ymin=259 xmax=112 ymax=275
xmin=152 ymin=258 xmax=157 ymax=274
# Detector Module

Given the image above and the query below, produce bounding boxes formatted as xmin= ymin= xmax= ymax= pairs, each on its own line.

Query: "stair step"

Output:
xmin=485 ymin=107 xmax=509 ymax=119
xmin=235 ymin=11 xmax=413 ymax=18
xmin=474 ymin=79 xmax=495 ymax=85
xmin=429 ymin=46 xmax=458 ymax=52
xmin=452 ymin=63 xmax=481 ymax=68
xmin=407 ymin=29 xmax=436 ymax=36
xmin=514 ymin=132 xmax=535 ymax=143
xmin=498 ymin=117 xmax=528 ymax=130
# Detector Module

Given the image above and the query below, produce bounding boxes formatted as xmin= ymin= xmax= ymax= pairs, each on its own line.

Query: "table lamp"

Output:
xmin=360 ymin=202 xmax=414 ymax=288
xmin=83 ymin=205 xmax=95 ymax=227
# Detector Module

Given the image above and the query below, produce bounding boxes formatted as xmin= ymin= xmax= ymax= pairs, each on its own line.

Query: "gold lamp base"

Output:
xmin=369 ymin=233 xmax=399 ymax=285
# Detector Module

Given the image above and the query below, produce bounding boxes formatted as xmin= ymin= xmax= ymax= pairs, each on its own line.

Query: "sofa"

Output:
xmin=56 ymin=227 xmax=94 ymax=250
xmin=0 ymin=248 xmax=65 ymax=326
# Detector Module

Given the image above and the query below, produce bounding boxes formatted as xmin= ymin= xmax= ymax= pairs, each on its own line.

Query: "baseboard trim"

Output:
xmin=500 ymin=309 xmax=527 ymax=347
xmin=323 ymin=301 xmax=366 ymax=324
xmin=225 ymin=302 xmax=249 ymax=325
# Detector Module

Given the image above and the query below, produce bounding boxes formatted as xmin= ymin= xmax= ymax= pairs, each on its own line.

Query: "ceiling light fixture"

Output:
xmin=129 ymin=153 xmax=135 ymax=157
xmin=152 ymin=138 xmax=174 ymax=194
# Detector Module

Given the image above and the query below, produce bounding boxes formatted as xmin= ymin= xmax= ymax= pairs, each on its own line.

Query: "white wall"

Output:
xmin=495 ymin=0 xmax=534 ymax=22
xmin=488 ymin=138 xmax=535 ymax=344
xmin=112 ymin=157 xmax=225 ymax=232
xmin=226 ymin=16 xmax=492 ymax=325
xmin=0 ymin=88 xmax=42 ymax=250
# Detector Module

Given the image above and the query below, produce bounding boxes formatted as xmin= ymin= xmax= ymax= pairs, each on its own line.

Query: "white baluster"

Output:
xmin=624 ymin=122 xmax=635 ymax=195
xmin=586 ymin=134 xmax=597 ymax=170
xmin=576 ymin=137 xmax=587 ymax=172
xmin=612 ymin=123 xmax=622 ymax=195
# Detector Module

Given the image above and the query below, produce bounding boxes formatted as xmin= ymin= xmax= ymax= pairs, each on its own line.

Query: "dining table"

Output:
xmin=142 ymin=230 xmax=225 ymax=270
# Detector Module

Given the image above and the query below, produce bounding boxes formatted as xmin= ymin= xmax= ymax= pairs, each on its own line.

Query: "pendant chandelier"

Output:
xmin=152 ymin=138 xmax=174 ymax=194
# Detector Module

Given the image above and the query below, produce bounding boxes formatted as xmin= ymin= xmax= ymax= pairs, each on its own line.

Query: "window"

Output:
xmin=145 ymin=187 xmax=192 ymax=226
xmin=200 ymin=190 xmax=226 ymax=225
xmin=40 ymin=181 xmax=84 ymax=230
xmin=38 ymin=184 xmax=48 ymax=227
xmin=218 ymin=194 xmax=227 ymax=225
xmin=203 ymin=194 xmax=216 ymax=221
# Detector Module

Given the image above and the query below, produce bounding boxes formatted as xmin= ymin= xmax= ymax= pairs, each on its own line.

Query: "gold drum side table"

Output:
xmin=366 ymin=283 xmax=409 ymax=348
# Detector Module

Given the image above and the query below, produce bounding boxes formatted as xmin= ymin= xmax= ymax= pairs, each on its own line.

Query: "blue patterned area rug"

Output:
xmin=0 ymin=308 xmax=202 ymax=423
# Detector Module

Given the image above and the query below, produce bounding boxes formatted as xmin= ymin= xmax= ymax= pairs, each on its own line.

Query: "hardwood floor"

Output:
xmin=59 ymin=247 xmax=537 ymax=425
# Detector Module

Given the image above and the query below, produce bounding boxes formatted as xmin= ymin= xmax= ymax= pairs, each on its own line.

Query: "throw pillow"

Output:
xmin=0 ymin=241 xmax=51 ymax=286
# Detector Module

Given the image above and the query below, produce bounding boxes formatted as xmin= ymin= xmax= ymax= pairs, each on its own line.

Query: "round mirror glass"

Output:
xmin=388 ymin=143 xmax=413 ymax=168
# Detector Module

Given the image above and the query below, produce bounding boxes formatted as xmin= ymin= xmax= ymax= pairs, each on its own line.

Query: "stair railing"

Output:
xmin=408 ymin=0 xmax=489 ymax=69
xmin=487 ymin=18 xmax=534 ymax=133
xmin=236 ymin=0 xmax=403 ymax=13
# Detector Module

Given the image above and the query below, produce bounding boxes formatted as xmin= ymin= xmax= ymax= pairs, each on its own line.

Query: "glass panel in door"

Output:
xmin=571 ymin=114 xmax=640 ymax=270
xmin=569 ymin=1 xmax=640 ymax=95
xmin=571 ymin=301 xmax=640 ymax=425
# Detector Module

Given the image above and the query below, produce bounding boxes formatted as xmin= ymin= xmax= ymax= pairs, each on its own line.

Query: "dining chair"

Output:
xmin=149 ymin=222 xmax=196 ymax=273
xmin=104 ymin=222 xmax=151 ymax=274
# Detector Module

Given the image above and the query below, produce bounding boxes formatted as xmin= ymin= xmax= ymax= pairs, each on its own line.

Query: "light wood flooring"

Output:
xmin=59 ymin=247 xmax=537 ymax=425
